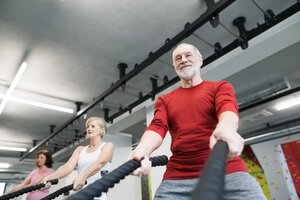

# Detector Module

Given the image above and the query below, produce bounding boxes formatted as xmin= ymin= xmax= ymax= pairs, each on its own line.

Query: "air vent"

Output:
xmin=243 ymin=110 xmax=273 ymax=122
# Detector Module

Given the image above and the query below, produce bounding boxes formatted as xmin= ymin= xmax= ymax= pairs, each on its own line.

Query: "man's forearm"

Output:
xmin=217 ymin=111 xmax=239 ymax=131
xmin=135 ymin=130 xmax=163 ymax=157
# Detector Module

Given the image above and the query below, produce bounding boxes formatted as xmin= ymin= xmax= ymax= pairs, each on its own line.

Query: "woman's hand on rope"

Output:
xmin=42 ymin=176 xmax=52 ymax=190
xmin=73 ymin=175 xmax=86 ymax=191
xmin=3 ymin=190 xmax=13 ymax=195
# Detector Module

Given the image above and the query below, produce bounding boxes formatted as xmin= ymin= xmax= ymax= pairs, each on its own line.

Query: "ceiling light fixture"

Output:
xmin=0 ymin=62 xmax=27 ymax=115
xmin=0 ymin=146 xmax=27 ymax=152
xmin=275 ymin=95 xmax=300 ymax=111
xmin=0 ymin=162 xmax=11 ymax=168
xmin=0 ymin=95 xmax=74 ymax=114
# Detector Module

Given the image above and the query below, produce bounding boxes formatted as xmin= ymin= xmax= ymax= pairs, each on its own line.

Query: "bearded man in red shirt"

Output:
xmin=129 ymin=43 xmax=266 ymax=200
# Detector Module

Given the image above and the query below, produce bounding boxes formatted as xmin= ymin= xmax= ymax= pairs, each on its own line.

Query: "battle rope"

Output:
xmin=0 ymin=179 xmax=58 ymax=200
xmin=191 ymin=141 xmax=229 ymax=200
xmin=67 ymin=155 xmax=168 ymax=200
xmin=41 ymin=180 xmax=86 ymax=200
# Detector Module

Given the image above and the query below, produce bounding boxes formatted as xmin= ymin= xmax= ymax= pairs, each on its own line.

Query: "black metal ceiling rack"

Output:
xmin=20 ymin=0 xmax=300 ymax=161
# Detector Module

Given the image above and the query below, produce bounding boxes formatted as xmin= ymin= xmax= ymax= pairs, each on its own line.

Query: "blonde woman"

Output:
xmin=43 ymin=117 xmax=114 ymax=200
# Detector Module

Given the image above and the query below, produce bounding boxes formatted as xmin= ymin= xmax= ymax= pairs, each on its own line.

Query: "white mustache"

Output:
xmin=179 ymin=64 xmax=192 ymax=70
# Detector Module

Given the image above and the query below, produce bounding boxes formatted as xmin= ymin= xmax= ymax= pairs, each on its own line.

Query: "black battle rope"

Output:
xmin=41 ymin=180 xmax=84 ymax=200
xmin=67 ymin=155 xmax=168 ymax=200
xmin=191 ymin=141 xmax=229 ymax=200
xmin=0 ymin=179 xmax=58 ymax=200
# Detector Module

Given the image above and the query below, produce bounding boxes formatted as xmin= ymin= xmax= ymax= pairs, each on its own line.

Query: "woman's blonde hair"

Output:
xmin=85 ymin=117 xmax=107 ymax=138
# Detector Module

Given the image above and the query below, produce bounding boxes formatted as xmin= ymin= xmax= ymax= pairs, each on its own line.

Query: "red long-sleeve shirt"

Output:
xmin=146 ymin=80 xmax=247 ymax=180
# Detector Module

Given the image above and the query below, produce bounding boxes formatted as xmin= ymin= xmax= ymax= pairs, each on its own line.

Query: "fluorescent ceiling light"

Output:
xmin=0 ymin=95 xmax=74 ymax=114
xmin=0 ymin=146 xmax=27 ymax=152
xmin=0 ymin=163 xmax=11 ymax=168
xmin=275 ymin=95 xmax=300 ymax=111
xmin=0 ymin=62 xmax=73 ymax=113
xmin=0 ymin=62 xmax=27 ymax=115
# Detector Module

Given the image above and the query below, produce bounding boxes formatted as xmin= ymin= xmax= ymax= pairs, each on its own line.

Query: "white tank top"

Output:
xmin=77 ymin=142 xmax=111 ymax=185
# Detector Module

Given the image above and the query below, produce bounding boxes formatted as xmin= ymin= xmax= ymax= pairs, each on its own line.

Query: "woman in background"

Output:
xmin=43 ymin=117 xmax=114 ymax=200
xmin=4 ymin=150 xmax=54 ymax=200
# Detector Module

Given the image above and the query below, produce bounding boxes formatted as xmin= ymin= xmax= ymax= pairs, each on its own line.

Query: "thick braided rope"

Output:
xmin=191 ymin=141 xmax=229 ymax=200
xmin=0 ymin=179 xmax=58 ymax=200
xmin=68 ymin=155 xmax=168 ymax=200
xmin=41 ymin=180 xmax=87 ymax=200
xmin=41 ymin=183 xmax=73 ymax=200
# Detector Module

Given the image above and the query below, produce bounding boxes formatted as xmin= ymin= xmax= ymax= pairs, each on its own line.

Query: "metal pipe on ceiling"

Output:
xmin=239 ymin=86 xmax=300 ymax=113
xmin=156 ymin=59 xmax=173 ymax=68
xmin=245 ymin=124 xmax=300 ymax=145
xmin=215 ymin=19 xmax=244 ymax=42
xmin=192 ymin=33 xmax=216 ymax=49
xmin=250 ymin=0 xmax=272 ymax=19
xmin=238 ymin=77 xmax=291 ymax=108
xmin=140 ymin=72 xmax=166 ymax=83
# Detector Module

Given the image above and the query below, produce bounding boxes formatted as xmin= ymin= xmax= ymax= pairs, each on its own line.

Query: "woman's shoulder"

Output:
xmin=47 ymin=168 xmax=54 ymax=173
xmin=29 ymin=168 xmax=39 ymax=175
xmin=72 ymin=145 xmax=87 ymax=156
xmin=75 ymin=145 xmax=86 ymax=152
xmin=102 ymin=142 xmax=114 ymax=151
xmin=103 ymin=142 xmax=114 ymax=148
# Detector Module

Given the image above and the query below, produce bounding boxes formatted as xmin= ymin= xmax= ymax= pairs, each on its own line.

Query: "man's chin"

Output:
xmin=181 ymin=77 xmax=193 ymax=81
xmin=179 ymin=72 xmax=195 ymax=80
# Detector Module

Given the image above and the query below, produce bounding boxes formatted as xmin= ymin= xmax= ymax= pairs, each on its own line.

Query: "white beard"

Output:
xmin=177 ymin=65 xmax=197 ymax=80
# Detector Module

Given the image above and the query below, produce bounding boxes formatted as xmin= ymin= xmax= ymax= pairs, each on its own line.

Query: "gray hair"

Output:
xmin=172 ymin=43 xmax=202 ymax=58
xmin=86 ymin=117 xmax=107 ymax=137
